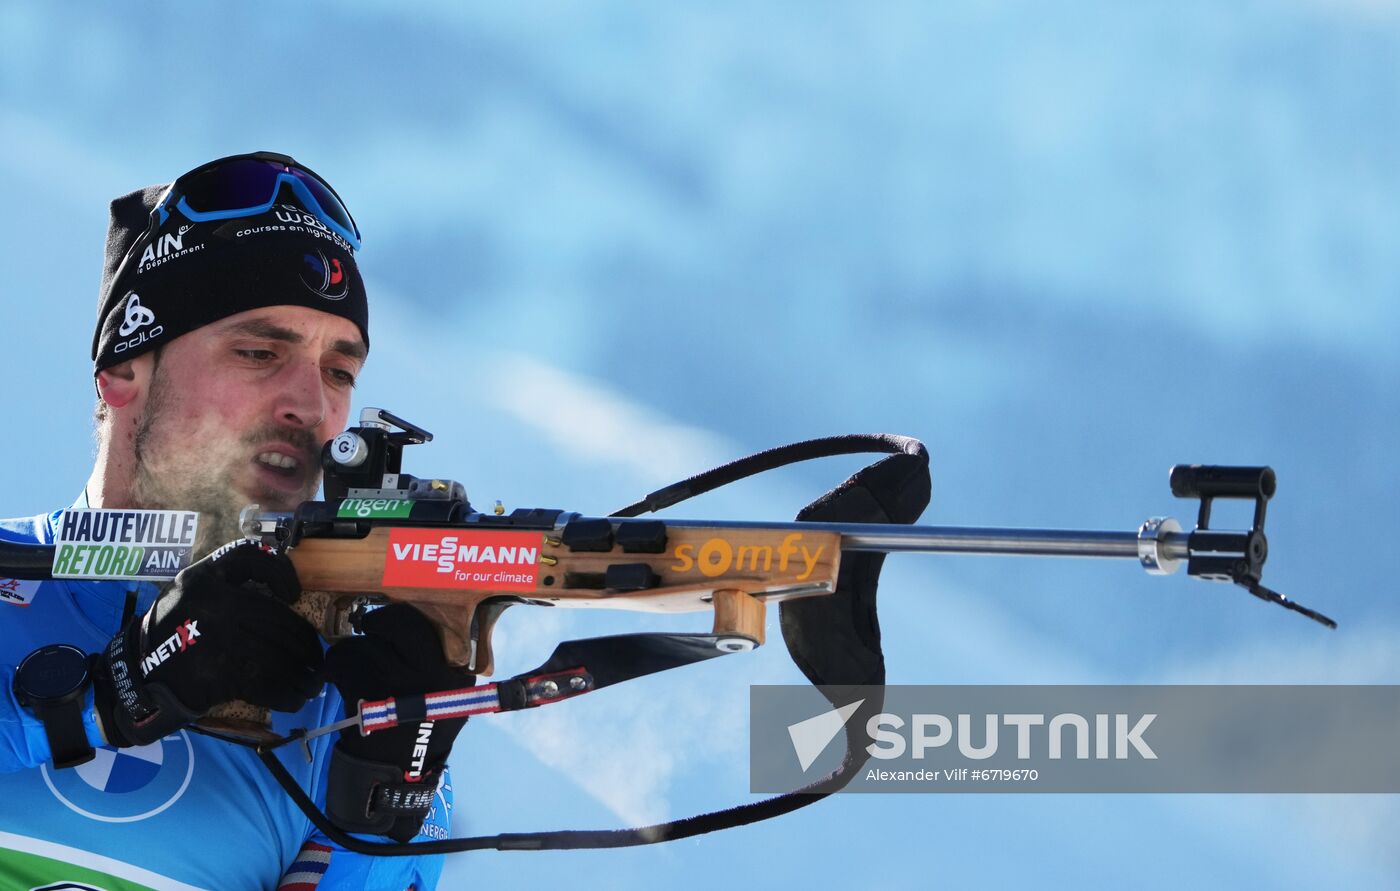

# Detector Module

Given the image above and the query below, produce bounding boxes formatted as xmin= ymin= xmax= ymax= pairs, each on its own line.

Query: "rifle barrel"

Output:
xmin=660 ymin=519 xmax=1189 ymax=561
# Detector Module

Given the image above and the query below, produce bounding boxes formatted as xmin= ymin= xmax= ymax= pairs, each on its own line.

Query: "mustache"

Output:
xmin=243 ymin=425 xmax=322 ymax=467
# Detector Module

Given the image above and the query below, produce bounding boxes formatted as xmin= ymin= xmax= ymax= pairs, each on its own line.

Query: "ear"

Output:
xmin=95 ymin=353 xmax=155 ymax=411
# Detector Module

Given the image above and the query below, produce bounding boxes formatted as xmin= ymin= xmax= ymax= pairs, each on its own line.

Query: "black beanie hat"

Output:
xmin=92 ymin=171 xmax=369 ymax=373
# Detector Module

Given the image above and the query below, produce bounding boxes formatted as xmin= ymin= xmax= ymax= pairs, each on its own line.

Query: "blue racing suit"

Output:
xmin=0 ymin=503 xmax=452 ymax=891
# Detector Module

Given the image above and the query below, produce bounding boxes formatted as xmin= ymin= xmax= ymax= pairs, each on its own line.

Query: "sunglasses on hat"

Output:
xmin=152 ymin=150 xmax=361 ymax=250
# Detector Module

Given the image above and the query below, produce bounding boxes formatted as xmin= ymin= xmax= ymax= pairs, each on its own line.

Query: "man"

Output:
xmin=0 ymin=152 xmax=469 ymax=890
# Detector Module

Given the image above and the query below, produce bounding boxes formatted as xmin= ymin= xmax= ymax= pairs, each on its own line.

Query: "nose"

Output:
xmin=274 ymin=359 xmax=328 ymax=431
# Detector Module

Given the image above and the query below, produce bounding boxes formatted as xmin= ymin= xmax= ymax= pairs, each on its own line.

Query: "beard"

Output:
xmin=130 ymin=361 xmax=324 ymax=559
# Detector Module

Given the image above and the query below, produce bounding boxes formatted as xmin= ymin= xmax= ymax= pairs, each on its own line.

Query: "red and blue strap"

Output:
xmin=356 ymin=667 xmax=592 ymax=736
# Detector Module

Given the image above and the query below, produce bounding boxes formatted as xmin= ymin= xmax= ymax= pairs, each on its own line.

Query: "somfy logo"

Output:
xmin=788 ymin=699 xmax=864 ymax=772
xmin=118 ymin=293 xmax=156 ymax=336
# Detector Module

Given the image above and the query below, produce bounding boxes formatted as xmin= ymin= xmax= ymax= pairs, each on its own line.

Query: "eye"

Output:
xmin=325 ymin=367 xmax=357 ymax=388
xmin=235 ymin=348 xmax=277 ymax=362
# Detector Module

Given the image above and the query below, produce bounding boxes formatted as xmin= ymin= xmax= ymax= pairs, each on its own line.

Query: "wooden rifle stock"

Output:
xmin=200 ymin=524 xmax=842 ymax=738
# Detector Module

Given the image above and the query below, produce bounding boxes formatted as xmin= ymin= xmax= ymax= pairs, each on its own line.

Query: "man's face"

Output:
xmin=128 ymin=305 xmax=366 ymax=553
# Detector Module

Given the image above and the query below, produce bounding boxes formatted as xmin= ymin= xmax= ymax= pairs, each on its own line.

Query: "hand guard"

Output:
xmin=92 ymin=541 xmax=324 ymax=747
xmin=324 ymin=604 xmax=472 ymax=842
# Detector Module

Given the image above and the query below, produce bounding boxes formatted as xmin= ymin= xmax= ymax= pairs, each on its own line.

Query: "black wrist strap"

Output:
xmin=34 ymin=699 xmax=94 ymax=769
xmin=14 ymin=644 xmax=96 ymax=770
xmin=326 ymin=746 xmax=437 ymax=837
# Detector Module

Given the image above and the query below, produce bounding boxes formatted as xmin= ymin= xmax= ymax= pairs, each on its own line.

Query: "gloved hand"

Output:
xmin=92 ymin=541 xmax=324 ymax=747
xmin=324 ymin=604 xmax=472 ymax=842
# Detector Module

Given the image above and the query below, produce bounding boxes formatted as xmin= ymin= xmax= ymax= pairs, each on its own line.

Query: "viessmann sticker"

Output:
xmin=52 ymin=509 xmax=199 ymax=581
xmin=382 ymin=529 xmax=542 ymax=591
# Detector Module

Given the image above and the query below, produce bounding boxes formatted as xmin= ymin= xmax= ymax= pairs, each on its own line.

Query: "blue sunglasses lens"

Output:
xmin=285 ymin=167 xmax=356 ymax=237
xmin=177 ymin=158 xmax=359 ymax=240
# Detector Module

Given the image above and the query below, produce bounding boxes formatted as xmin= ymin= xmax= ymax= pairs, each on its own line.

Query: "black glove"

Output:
xmin=92 ymin=541 xmax=324 ymax=747
xmin=324 ymin=604 xmax=472 ymax=842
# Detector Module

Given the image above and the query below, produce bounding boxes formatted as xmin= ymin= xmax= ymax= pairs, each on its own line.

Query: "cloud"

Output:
xmin=1154 ymin=623 xmax=1400 ymax=685
xmin=486 ymin=604 xmax=755 ymax=825
xmin=475 ymin=351 xmax=735 ymax=486
xmin=1290 ymin=0 xmax=1400 ymax=19
xmin=1151 ymin=623 xmax=1400 ymax=881
xmin=0 ymin=108 xmax=139 ymax=206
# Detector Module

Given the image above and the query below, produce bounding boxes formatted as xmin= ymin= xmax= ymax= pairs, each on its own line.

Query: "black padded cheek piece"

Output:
xmin=779 ymin=450 xmax=931 ymax=690
xmin=778 ymin=450 xmax=930 ymax=785
xmin=326 ymin=747 xmax=438 ymax=843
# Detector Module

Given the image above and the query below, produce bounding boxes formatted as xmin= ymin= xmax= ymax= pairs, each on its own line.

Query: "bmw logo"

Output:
xmin=41 ymin=732 xmax=194 ymax=823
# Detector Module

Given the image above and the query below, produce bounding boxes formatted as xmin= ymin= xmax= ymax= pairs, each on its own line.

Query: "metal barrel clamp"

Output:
xmin=1150 ymin=465 xmax=1333 ymax=627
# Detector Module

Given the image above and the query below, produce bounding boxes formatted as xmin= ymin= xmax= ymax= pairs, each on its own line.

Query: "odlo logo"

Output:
xmin=113 ymin=292 xmax=164 ymax=354
xmin=117 ymin=293 xmax=155 ymax=336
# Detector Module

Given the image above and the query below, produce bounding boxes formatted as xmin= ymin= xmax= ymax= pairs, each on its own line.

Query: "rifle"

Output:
xmin=271 ymin=406 xmax=1332 ymax=655
xmin=0 ymin=408 xmax=1334 ymax=855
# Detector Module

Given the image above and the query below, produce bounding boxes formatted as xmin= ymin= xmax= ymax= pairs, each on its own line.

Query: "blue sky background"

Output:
xmin=2 ymin=1 xmax=1398 ymax=887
